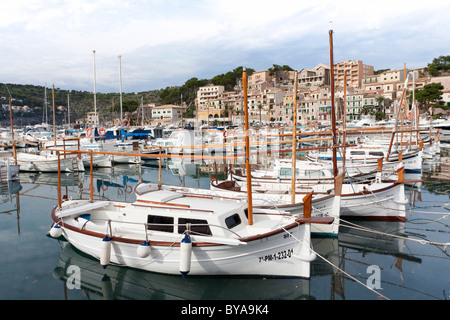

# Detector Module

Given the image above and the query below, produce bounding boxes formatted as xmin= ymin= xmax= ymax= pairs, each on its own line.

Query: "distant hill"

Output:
xmin=0 ymin=65 xmax=255 ymax=126
xmin=0 ymin=83 xmax=163 ymax=126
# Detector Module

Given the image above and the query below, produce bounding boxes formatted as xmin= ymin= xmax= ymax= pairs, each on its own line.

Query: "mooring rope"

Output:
xmin=281 ymin=225 xmax=390 ymax=300
xmin=340 ymin=218 xmax=450 ymax=249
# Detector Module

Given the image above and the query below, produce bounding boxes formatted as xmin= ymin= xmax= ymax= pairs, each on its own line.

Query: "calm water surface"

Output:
xmin=0 ymin=154 xmax=449 ymax=301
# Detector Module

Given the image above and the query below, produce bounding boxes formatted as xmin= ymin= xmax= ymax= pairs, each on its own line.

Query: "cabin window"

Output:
xmin=147 ymin=215 xmax=174 ymax=233
xmin=369 ymin=151 xmax=384 ymax=157
xmin=225 ymin=213 xmax=242 ymax=229
xmin=350 ymin=151 xmax=365 ymax=155
xmin=178 ymin=218 xmax=212 ymax=236
xmin=304 ymin=170 xmax=322 ymax=179
xmin=279 ymin=167 xmax=300 ymax=178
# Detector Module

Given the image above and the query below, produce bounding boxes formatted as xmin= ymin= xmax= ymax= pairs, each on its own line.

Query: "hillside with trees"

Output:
xmin=1 ymin=57 xmax=447 ymax=126
xmin=0 ymin=83 xmax=163 ymax=126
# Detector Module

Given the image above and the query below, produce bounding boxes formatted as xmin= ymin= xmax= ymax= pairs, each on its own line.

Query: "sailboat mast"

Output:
xmin=93 ymin=50 xmax=97 ymax=128
xmin=52 ymin=84 xmax=56 ymax=146
xmin=242 ymin=68 xmax=253 ymax=225
xmin=343 ymin=72 xmax=347 ymax=165
xmin=329 ymin=24 xmax=338 ymax=177
xmin=291 ymin=71 xmax=298 ymax=204
xmin=43 ymin=85 xmax=47 ymax=125
xmin=67 ymin=93 xmax=70 ymax=128
xmin=119 ymin=55 xmax=123 ymax=124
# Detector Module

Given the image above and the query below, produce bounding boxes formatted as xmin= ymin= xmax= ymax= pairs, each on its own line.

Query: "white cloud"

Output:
xmin=0 ymin=0 xmax=449 ymax=92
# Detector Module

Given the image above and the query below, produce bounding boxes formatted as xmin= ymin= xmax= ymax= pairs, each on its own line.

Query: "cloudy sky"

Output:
xmin=1 ymin=0 xmax=449 ymax=93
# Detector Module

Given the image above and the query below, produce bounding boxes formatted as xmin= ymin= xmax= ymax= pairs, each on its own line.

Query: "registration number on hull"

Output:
xmin=258 ymin=248 xmax=293 ymax=262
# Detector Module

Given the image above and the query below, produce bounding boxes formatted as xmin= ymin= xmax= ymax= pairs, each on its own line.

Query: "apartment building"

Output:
xmin=86 ymin=111 xmax=99 ymax=127
xmin=197 ymin=85 xmax=225 ymax=110
xmin=344 ymin=90 xmax=364 ymax=121
xmin=151 ymin=104 xmax=184 ymax=125
xmin=334 ymin=60 xmax=374 ymax=88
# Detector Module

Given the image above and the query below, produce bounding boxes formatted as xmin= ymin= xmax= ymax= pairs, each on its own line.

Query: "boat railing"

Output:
xmin=82 ymin=216 xmax=245 ymax=241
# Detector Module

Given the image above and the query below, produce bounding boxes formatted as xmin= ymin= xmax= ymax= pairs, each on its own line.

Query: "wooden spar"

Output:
xmin=343 ymin=72 xmax=347 ymax=165
xmin=291 ymin=71 xmax=298 ymax=204
xmin=158 ymin=147 xmax=162 ymax=189
xmin=90 ymin=153 xmax=94 ymax=202
xmin=242 ymin=68 xmax=253 ymax=226
xmin=386 ymin=73 xmax=409 ymax=161
xmin=8 ymin=98 xmax=14 ymax=141
xmin=329 ymin=25 xmax=338 ymax=178
xmin=413 ymin=72 xmax=420 ymax=145
xmin=302 ymin=191 xmax=313 ymax=219
xmin=57 ymin=152 xmax=62 ymax=208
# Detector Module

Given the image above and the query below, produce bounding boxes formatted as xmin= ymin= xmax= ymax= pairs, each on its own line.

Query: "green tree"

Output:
xmin=211 ymin=66 xmax=255 ymax=91
xmin=268 ymin=64 xmax=293 ymax=75
xmin=427 ymin=55 xmax=450 ymax=76
xmin=415 ymin=82 xmax=445 ymax=110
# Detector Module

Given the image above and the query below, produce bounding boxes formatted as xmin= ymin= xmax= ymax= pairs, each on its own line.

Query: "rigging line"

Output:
xmin=281 ymin=225 xmax=390 ymax=300
xmin=3 ymin=83 xmax=13 ymax=99
xmin=331 ymin=30 xmax=348 ymax=65
xmin=340 ymin=218 xmax=450 ymax=249
xmin=407 ymin=214 xmax=450 ymax=225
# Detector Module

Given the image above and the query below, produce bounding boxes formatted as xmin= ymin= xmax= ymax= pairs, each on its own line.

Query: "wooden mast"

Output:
xmin=342 ymin=72 xmax=347 ymax=165
xmin=291 ymin=71 xmax=298 ymax=204
xmin=386 ymin=73 xmax=409 ymax=161
xmin=329 ymin=24 xmax=338 ymax=178
xmin=242 ymin=68 xmax=253 ymax=225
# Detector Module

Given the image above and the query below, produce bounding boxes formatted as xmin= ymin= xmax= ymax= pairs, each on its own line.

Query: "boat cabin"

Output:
xmin=133 ymin=184 xmax=249 ymax=239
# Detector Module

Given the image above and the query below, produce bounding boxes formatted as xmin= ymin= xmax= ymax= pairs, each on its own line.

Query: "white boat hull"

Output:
xmin=60 ymin=222 xmax=313 ymax=277
xmin=51 ymin=199 xmax=318 ymax=278
xmin=82 ymin=154 xmax=112 ymax=168
xmin=16 ymin=153 xmax=85 ymax=172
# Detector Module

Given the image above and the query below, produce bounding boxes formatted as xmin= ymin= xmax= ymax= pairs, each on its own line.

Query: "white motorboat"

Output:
xmin=307 ymin=146 xmax=422 ymax=174
xmin=15 ymin=152 xmax=85 ymax=173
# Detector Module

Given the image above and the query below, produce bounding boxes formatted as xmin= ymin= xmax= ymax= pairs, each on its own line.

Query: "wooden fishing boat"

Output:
xmin=307 ymin=146 xmax=422 ymax=174
xmin=230 ymin=158 xmax=380 ymax=184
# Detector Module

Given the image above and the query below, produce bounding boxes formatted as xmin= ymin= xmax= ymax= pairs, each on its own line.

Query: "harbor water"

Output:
xmin=0 ymin=152 xmax=449 ymax=301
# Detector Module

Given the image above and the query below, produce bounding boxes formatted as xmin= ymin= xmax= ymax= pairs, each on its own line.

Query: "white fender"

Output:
xmin=49 ymin=223 xmax=63 ymax=238
xmin=100 ymin=236 xmax=111 ymax=269
xmin=179 ymin=234 xmax=192 ymax=277
xmin=137 ymin=241 xmax=151 ymax=258
xmin=27 ymin=162 xmax=35 ymax=171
